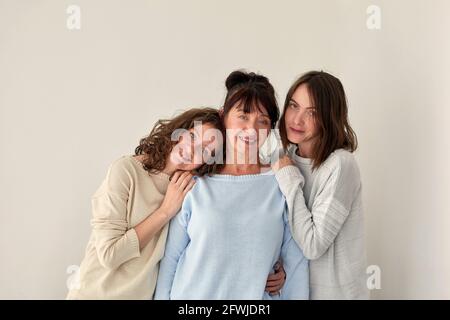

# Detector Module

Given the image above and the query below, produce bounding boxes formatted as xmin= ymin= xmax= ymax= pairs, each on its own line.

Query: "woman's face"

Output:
xmin=284 ymin=84 xmax=319 ymax=146
xmin=223 ymin=103 xmax=271 ymax=159
xmin=170 ymin=122 xmax=220 ymax=171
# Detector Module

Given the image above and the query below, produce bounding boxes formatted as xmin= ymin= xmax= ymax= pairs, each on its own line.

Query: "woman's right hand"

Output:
xmin=159 ymin=171 xmax=196 ymax=219
xmin=271 ymin=155 xmax=294 ymax=172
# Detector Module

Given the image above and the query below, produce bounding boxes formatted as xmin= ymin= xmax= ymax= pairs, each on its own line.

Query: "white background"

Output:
xmin=1 ymin=0 xmax=449 ymax=299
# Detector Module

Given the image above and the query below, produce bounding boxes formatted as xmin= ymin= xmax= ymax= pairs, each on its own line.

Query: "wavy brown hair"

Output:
xmin=279 ymin=71 xmax=358 ymax=170
xmin=135 ymin=107 xmax=224 ymax=176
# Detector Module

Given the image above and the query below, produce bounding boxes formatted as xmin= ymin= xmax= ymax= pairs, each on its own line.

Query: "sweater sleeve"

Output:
xmin=153 ymin=203 xmax=192 ymax=300
xmin=90 ymin=159 xmax=141 ymax=270
xmin=275 ymin=154 xmax=361 ymax=260
xmin=279 ymin=210 xmax=309 ymax=300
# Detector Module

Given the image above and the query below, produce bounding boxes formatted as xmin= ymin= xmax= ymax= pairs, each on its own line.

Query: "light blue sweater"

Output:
xmin=154 ymin=172 xmax=309 ymax=300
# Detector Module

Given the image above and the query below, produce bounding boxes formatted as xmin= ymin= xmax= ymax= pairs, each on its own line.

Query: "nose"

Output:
xmin=293 ymin=111 xmax=305 ymax=126
xmin=247 ymin=116 xmax=260 ymax=131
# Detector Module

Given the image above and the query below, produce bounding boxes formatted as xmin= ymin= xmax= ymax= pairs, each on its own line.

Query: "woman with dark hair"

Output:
xmin=274 ymin=71 xmax=368 ymax=299
xmin=154 ymin=71 xmax=309 ymax=300
xmin=67 ymin=106 xmax=285 ymax=299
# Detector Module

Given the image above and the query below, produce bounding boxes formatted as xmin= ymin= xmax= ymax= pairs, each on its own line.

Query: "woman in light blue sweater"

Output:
xmin=154 ymin=70 xmax=309 ymax=300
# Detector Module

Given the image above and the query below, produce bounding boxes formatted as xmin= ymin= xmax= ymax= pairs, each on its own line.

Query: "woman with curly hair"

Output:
xmin=67 ymin=107 xmax=286 ymax=299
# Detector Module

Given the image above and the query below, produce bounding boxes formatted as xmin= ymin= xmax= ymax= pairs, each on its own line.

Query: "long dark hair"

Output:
xmin=279 ymin=71 xmax=358 ymax=170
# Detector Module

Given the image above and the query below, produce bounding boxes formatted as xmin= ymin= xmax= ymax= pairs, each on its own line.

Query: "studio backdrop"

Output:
xmin=0 ymin=0 xmax=449 ymax=299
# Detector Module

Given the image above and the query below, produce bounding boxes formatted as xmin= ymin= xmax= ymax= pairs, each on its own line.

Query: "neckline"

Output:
xmin=207 ymin=170 xmax=275 ymax=181
xmin=289 ymin=145 xmax=313 ymax=165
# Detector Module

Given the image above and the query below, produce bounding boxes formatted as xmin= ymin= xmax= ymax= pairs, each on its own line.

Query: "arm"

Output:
xmin=134 ymin=171 xmax=195 ymax=250
xmin=91 ymin=161 xmax=142 ymax=270
xmin=92 ymin=160 xmax=195 ymax=270
xmin=153 ymin=208 xmax=191 ymax=300
xmin=279 ymin=211 xmax=309 ymax=300
xmin=274 ymin=155 xmax=361 ymax=259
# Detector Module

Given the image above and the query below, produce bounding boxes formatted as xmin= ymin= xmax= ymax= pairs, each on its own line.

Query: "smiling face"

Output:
xmin=169 ymin=122 xmax=220 ymax=171
xmin=284 ymin=84 xmax=319 ymax=152
xmin=223 ymin=102 xmax=271 ymax=160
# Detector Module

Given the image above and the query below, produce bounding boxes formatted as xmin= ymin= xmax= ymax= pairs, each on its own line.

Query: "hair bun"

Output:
xmin=225 ymin=70 xmax=269 ymax=91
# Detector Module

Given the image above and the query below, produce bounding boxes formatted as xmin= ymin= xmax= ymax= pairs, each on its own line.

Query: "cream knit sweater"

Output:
xmin=67 ymin=155 xmax=170 ymax=299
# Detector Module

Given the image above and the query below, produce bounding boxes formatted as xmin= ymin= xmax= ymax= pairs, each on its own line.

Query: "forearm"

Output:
xmin=154 ymin=216 xmax=190 ymax=299
xmin=275 ymin=165 xmax=350 ymax=260
xmin=275 ymin=165 xmax=328 ymax=259
xmin=134 ymin=207 xmax=172 ymax=250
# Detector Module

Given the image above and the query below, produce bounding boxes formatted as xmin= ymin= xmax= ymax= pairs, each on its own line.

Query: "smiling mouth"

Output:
xmin=289 ymin=127 xmax=305 ymax=134
xmin=238 ymin=135 xmax=257 ymax=144
xmin=179 ymin=150 xmax=192 ymax=163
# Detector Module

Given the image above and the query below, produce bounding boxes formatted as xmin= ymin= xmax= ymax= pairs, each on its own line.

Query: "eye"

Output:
xmin=307 ymin=109 xmax=316 ymax=117
xmin=289 ymin=102 xmax=298 ymax=109
xmin=259 ymin=119 xmax=270 ymax=126
xmin=238 ymin=114 xmax=248 ymax=120
xmin=190 ymin=132 xmax=195 ymax=139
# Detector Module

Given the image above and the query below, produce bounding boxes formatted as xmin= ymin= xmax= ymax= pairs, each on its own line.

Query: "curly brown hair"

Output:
xmin=135 ymin=107 xmax=224 ymax=176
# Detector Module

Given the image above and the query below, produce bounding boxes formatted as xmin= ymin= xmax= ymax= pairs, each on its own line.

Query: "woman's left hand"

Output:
xmin=265 ymin=261 xmax=286 ymax=296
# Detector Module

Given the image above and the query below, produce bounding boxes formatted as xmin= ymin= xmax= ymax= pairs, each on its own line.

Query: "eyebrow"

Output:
xmin=290 ymin=98 xmax=315 ymax=109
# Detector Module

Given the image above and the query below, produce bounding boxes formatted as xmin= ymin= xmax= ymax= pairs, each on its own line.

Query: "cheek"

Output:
xmin=284 ymin=109 xmax=295 ymax=125
xmin=258 ymin=128 xmax=270 ymax=142
xmin=306 ymin=119 xmax=318 ymax=135
xmin=224 ymin=116 xmax=243 ymax=130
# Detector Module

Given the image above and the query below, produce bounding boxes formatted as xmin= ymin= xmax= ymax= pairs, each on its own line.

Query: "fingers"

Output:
xmin=265 ymin=261 xmax=285 ymax=294
xmin=265 ymin=279 xmax=283 ymax=293
xmin=265 ymin=277 xmax=284 ymax=289
xmin=177 ymin=172 xmax=193 ymax=189
xmin=267 ymin=271 xmax=283 ymax=282
xmin=182 ymin=178 xmax=196 ymax=195
xmin=267 ymin=267 xmax=284 ymax=281
xmin=266 ymin=279 xmax=283 ymax=289
xmin=170 ymin=171 xmax=183 ymax=183
xmin=178 ymin=173 xmax=194 ymax=191
xmin=172 ymin=171 xmax=190 ymax=186
xmin=265 ymin=269 xmax=284 ymax=294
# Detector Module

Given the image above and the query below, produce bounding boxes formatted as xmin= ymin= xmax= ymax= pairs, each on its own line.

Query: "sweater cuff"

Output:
xmin=126 ymin=228 xmax=141 ymax=259
xmin=275 ymin=165 xmax=304 ymax=191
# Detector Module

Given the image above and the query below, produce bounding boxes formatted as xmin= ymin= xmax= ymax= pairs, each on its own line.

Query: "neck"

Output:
xmin=297 ymin=142 xmax=314 ymax=158
xmin=220 ymin=163 xmax=262 ymax=175
xmin=162 ymin=157 xmax=178 ymax=176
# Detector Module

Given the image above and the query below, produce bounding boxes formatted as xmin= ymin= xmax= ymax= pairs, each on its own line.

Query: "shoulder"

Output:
xmin=106 ymin=155 xmax=138 ymax=178
xmin=319 ymin=149 xmax=361 ymax=182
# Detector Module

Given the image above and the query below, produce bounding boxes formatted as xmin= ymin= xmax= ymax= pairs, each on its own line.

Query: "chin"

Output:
xmin=179 ymin=164 xmax=200 ymax=172
xmin=287 ymin=135 xmax=302 ymax=145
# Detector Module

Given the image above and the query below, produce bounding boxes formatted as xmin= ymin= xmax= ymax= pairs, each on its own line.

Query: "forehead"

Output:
xmin=189 ymin=122 xmax=216 ymax=134
xmin=292 ymin=84 xmax=313 ymax=107
xmin=234 ymin=102 xmax=269 ymax=116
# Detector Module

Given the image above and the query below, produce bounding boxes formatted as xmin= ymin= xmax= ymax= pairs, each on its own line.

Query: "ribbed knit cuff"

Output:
xmin=275 ymin=165 xmax=304 ymax=193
